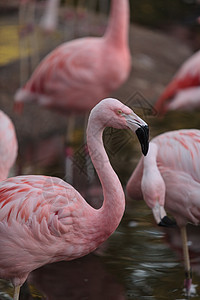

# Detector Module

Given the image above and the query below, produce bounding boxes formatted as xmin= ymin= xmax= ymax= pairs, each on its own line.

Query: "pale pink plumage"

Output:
xmin=126 ymin=129 xmax=200 ymax=292
xmin=154 ymin=50 xmax=200 ymax=115
xmin=0 ymin=98 xmax=148 ymax=299
xmin=14 ymin=0 xmax=131 ymax=114
xmin=127 ymin=129 xmax=200 ymax=227
xmin=0 ymin=111 xmax=18 ymax=181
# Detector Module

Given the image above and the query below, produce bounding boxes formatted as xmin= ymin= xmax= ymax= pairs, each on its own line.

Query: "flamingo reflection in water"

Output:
xmin=162 ymin=224 xmax=200 ymax=296
xmin=28 ymin=253 xmax=125 ymax=300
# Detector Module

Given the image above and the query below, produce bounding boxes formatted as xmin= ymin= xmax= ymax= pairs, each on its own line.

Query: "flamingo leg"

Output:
xmin=84 ymin=114 xmax=95 ymax=183
xmin=19 ymin=1 xmax=38 ymax=87
xmin=13 ymin=285 xmax=21 ymax=300
xmin=65 ymin=114 xmax=95 ymax=185
xmin=19 ymin=2 xmax=29 ymax=87
xmin=28 ymin=1 xmax=40 ymax=72
xmin=180 ymin=226 xmax=192 ymax=294
xmin=65 ymin=115 xmax=75 ymax=184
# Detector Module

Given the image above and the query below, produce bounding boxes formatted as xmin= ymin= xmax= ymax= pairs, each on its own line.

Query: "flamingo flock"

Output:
xmin=1 ymin=0 xmax=200 ymax=299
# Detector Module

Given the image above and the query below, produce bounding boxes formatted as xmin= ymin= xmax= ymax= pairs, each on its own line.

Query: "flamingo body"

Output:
xmin=0 ymin=175 xmax=102 ymax=286
xmin=127 ymin=129 xmax=200 ymax=227
xmin=0 ymin=111 xmax=18 ymax=181
xmin=0 ymin=98 xmax=149 ymax=299
xmin=154 ymin=50 xmax=200 ymax=114
xmin=15 ymin=0 xmax=131 ymax=114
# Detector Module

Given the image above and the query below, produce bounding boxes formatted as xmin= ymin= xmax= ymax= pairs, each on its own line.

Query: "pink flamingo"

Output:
xmin=126 ymin=129 xmax=200 ymax=294
xmin=15 ymin=0 xmax=131 ymax=181
xmin=154 ymin=50 xmax=200 ymax=115
xmin=0 ymin=111 xmax=18 ymax=181
xmin=15 ymin=0 xmax=130 ymax=113
xmin=0 ymin=98 xmax=149 ymax=300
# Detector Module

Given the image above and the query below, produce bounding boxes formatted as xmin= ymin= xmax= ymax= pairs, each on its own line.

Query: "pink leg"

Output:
xmin=13 ymin=285 xmax=21 ymax=300
xmin=65 ymin=116 xmax=75 ymax=184
xmin=180 ymin=226 xmax=192 ymax=295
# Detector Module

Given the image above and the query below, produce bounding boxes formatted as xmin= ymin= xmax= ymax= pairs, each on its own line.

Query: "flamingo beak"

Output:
xmin=136 ymin=125 xmax=149 ymax=156
xmin=124 ymin=112 xmax=149 ymax=155
xmin=152 ymin=203 xmax=176 ymax=227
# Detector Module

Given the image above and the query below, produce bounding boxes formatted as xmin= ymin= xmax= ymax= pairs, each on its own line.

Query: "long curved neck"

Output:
xmin=142 ymin=143 xmax=159 ymax=181
xmin=86 ymin=117 xmax=125 ymax=238
xmin=0 ymin=168 xmax=8 ymax=181
xmin=104 ymin=0 xmax=130 ymax=48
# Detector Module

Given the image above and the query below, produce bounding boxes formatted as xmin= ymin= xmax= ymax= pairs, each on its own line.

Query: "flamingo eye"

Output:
xmin=117 ymin=109 xmax=122 ymax=115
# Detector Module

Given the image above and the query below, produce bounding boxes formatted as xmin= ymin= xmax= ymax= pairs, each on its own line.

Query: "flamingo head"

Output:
xmin=142 ymin=172 xmax=176 ymax=227
xmin=90 ymin=98 xmax=149 ymax=156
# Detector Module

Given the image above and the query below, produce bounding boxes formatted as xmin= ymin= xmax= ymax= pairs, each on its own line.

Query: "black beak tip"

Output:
xmin=143 ymin=143 xmax=149 ymax=156
xmin=136 ymin=125 xmax=149 ymax=156
xmin=158 ymin=216 xmax=177 ymax=228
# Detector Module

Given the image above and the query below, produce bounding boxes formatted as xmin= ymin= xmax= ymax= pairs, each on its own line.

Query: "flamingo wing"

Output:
xmin=154 ymin=50 xmax=200 ymax=114
xmin=0 ymin=175 xmax=84 ymax=236
xmin=0 ymin=175 xmax=95 ymax=280
xmin=167 ymin=86 xmax=200 ymax=111
xmin=20 ymin=38 xmax=111 ymax=111
xmin=153 ymin=129 xmax=200 ymax=183
xmin=159 ymin=167 xmax=200 ymax=227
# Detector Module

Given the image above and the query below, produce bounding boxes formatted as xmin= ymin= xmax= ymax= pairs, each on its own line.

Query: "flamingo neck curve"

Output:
xmin=86 ymin=115 xmax=125 ymax=238
xmin=143 ymin=142 xmax=158 ymax=171
xmin=104 ymin=0 xmax=130 ymax=48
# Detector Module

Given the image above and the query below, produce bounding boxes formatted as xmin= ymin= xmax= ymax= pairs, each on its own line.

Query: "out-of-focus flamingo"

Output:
xmin=154 ymin=50 xmax=200 ymax=115
xmin=0 ymin=111 xmax=18 ymax=181
xmin=39 ymin=0 xmax=60 ymax=33
xmin=126 ymin=129 xmax=200 ymax=294
xmin=14 ymin=0 xmax=131 ymax=182
xmin=0 ymin=98 xmax=149 ymax=300
xmin=15 ymin=0 xmax=131 ymax=112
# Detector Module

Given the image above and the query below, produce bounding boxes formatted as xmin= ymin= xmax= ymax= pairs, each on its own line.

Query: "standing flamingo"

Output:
xmin=14 ymin=0 xmax=131 ymax=181
xmin=154 ymin=50 xmax=200 ymax=115
xmin=0 ymin=98 xmax=149 ymax=300
xmin=0 ymin=111 xmax=18 ymax=181
xmin=126 ymin=129 xmax=200 ymax=294
xmin=15 ymin=0 xmax=131 ymax=113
